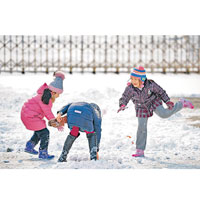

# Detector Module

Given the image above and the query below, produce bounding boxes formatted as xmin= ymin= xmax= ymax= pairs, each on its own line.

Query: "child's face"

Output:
xmin=131 ymin=76 xmax=141 ymax=88
xmin=51 ymin=92 xmax=60 ymax=103
xmin=51 ymin=92 xmax=60 ymax=99
xmin=53 ymin=92 xmax=60 ymax=98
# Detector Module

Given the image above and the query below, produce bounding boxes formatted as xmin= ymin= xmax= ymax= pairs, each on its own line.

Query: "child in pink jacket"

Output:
xmin=21 ymin=71 xmax=65 ymax=160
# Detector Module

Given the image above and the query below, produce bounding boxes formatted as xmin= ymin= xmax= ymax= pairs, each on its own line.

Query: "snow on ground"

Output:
xmin=0 ymin=72 xmax=200 ymax=169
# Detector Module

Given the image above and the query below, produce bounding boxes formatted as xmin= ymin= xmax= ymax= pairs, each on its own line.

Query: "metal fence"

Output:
xmin=0 ymin=35 xmax=200 ymax=74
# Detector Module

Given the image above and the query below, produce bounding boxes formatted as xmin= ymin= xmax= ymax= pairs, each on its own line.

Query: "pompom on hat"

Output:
xmin=48 ymin=71 xmax=65 ymax=94
xmin=130 ymin=66 xmax=146 ymax=82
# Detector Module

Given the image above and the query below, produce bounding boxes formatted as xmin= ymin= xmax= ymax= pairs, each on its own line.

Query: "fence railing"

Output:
xmin=0 ymin=35 xmax=200 ymax=73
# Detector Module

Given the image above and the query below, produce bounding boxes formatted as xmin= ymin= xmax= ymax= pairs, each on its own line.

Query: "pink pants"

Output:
xmin=70 ymin=126 xmax=94 ymax=137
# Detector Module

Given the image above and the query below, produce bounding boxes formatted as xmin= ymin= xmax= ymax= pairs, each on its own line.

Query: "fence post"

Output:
xmin=162 ymin=36 xmax=166 ymax=74
xmin=57 ymin=35 xmax=61 ymax=71
xmin=92 ymin=35 xmax=96 ymax=74
xmin=104 ymin=35 xmax=107 ymax=73
xmin=127 ymin=35 xmax=131 ymax=72
xmin=33 ymin=35 xmax=37 ymax=73
xmin=45 ymin=35 xmax=49 ymax=74
xmin=69 ymin=35 xmax=72 ymax=74
xmin=81 ymin=35 xmax=84 ymax=73
xmin=9 ymin=35 xmax=12 ymax=73
xmin=116 ymin=35 xmax=119 ymax=74
xmin=150 ymin=35 xmax=154 ymax=73
xmin=21 ymin=35 xmax=25 ymax=74
xmin=198 ymin=36 xmax=200 ymax=73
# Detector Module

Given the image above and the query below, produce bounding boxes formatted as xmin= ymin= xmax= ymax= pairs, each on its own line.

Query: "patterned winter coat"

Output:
xmin=119 ymin=79 xmax=170 ymax=118
xmin=21 ymin=83 xmax=55 ymax=131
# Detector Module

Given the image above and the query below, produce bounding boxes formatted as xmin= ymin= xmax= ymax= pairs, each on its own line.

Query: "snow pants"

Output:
xmin=29 ymin=128 xmax=50 ymax=150
xmin=136 ymin=101 xmax=183 ymax=150
xmin=59 ymin=126 xmax=97 ymax=161
xmin=69 ymin=126 xmax=98 ymax=157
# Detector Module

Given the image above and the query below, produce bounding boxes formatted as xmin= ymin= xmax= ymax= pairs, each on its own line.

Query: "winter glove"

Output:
xmin=166 ymin=101 xmax=174 ymax=110
xmin=117 ymin=105 xmax=127 ymax=113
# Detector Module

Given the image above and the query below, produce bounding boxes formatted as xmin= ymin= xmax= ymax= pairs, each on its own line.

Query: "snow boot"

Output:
xmin=25 ymin=141 xmax=38 ymax=155
xmin=58 ymin=134 xmax=77 ymax=162
xmin=180 ymin=98 xmax=194 ymax=109
xmin=132 ymin=149 xmax=144 ymax=157
xmin=87 ymin=133 xmax=97 ymax=160
xmin=39 ymin=149 xmax=54 ymax=160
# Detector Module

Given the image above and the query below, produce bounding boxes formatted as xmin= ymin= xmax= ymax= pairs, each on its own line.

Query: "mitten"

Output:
xmin=117 ymin=105 xmax=126 ymax=113
xmin=166 ymin=101 xmax=174 ymax=110
xmin=57 ymin=126 xmax=64 ymax=132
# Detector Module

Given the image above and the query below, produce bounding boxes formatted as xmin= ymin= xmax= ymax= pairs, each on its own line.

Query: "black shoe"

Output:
xmin=58 ymin=156 xmax=67 ymax=162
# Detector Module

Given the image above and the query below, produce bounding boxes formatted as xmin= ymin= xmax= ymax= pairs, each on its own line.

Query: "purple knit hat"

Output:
xmin=48 ymin=71 xmax=65 ymax=94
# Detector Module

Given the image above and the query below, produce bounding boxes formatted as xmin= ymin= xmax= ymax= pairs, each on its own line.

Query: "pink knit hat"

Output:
xmin=48 ymin=71 xmax=65 ymax=94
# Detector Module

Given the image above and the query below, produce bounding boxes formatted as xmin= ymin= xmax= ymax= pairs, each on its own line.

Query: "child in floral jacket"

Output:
xmin=118 ymin=66 xmax=194 ymax=157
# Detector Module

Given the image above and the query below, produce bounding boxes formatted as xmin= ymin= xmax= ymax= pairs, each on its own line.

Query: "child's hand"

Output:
xmin=56 ymin=113 xmax=62 ymax=122
xmin=117 ymin=105 xmax=127 ymax=113
xmin=60 ymin=116 xmax=67 ymax=126
xmin=166 ymin=101 xmax=174 ymax=110
xmin=48 ymin=118 xmax=60 ymax=127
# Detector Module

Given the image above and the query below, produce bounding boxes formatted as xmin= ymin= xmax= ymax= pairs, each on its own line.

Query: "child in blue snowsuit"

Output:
xmin=57 ymin=102 xmax=102 ymax=162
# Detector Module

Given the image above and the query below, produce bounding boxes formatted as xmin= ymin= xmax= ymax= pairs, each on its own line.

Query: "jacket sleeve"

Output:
xmin=119 ymin=86 xmax=133 ymax=107
xmin=92 ymin=107 xmax=102 ymax=149
xmin=151 ymin=80 xmax=170 ymax=103
xmin=39 ymin=100 xmax=55 ymax=120
xmin=57 ymin=103 xmax=72 ymax=115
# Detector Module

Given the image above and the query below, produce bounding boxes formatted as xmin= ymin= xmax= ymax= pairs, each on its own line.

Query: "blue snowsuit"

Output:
xmin=58 ymin=102 xmax=102 ymax=149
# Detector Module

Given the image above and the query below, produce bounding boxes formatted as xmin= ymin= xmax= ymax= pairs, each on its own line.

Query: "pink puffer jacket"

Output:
xmin=21 ymin=83 xmax=55 ymax=131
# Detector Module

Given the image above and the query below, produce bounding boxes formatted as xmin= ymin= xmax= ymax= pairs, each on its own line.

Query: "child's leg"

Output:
xmin=86 ymin=132 xmax=97 ymax=160
xmin=36 ymin=128 xmax=50 ymax=150
xmin=70 ymin=126 xmax=80 ymax=137
xmin=136 ymin=117 xmax=148 ymax=151
xmin=155 ymin=101 xmax=183 ymax=119
xmin=58 ymin=126 xmax=79 ymax=162
xmin=36 ymin=128 xmax=54 ymax=159
xmin=180 ymin=98 xmax=194 ymax=109
xmin=29 ymin=132 xmax=40 ymax=146
xmin=25 ymin=132 xmax=40 ymax=154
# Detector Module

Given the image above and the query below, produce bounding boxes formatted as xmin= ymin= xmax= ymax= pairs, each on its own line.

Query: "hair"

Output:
xmin=41 ymin=88 xmax=52 ymax=105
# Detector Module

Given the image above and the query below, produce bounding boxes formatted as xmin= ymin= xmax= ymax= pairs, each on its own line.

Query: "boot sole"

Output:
xmin=39 ymin=157 xmax=55 ymax=160
xmin=132 ymin=154 xmax=145 ymax=157
xmin=24 ymin=150 xmax=38 ymax=155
